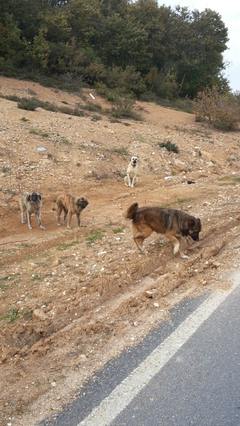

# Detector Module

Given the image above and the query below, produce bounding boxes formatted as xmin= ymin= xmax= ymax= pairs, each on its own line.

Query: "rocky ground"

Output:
xmin=1 ymin=76 xmax=240 ymax=426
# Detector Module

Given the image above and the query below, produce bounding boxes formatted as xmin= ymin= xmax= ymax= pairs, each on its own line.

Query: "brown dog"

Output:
xmin=19 ymin=192 xmax=45 ymax=230
xmin=56 ymin=193 xmax=89 ymax=229
xmin=125 ymin=203 xmax=201 ymax=258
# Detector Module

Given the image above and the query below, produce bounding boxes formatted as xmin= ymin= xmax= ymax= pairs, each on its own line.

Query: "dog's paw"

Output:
xmin=28 ymin=226 xmax=33 ymax=230
xmin=21 ymin=220 xmax=25 ymax=224
xmin=58 ymin=223 xmax=61 ymax=227
xmin=181 ymin=254 xmax=189 ymax=259
xmin=40 ymin=226 xmax=45 ymax=230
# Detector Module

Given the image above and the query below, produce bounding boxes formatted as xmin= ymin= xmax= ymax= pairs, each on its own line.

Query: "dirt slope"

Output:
xmin=1 ymin=76 xmax=240 ymax=426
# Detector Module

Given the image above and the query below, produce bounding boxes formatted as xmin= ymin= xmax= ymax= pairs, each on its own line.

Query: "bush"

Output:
xmin=158 ymin=140 xmax=179 ymax=153
xmin=17 ymin=98 xmax=39 ymax=111
xmin=193 ymin=88 xmax=240 ymax=130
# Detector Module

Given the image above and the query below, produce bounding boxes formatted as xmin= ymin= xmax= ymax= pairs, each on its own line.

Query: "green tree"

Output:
xmin=167 ymin=7 xmax=229 ymax=97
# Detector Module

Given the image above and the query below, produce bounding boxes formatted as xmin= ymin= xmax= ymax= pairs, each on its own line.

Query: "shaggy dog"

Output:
xmin=124 ymin=156 xmax=138 ymax=188
xmin=56 ymin=193 xmax=89 ymax=229
xmin=125 ymin=202 xmax=201 ymax=258
xmin=19 ymin=192 xmax=45 ymax=230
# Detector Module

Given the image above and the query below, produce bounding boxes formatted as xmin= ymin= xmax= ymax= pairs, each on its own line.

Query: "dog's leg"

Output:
xmin=76 ymin=213 xmax=81 ymax=227
xmin=63 ymin=208 xmax=68 ymax=225
xmin=26 ymin=210 xmax=32 ymax=230
xmin=66 ymin=212 xmax=72 ymax=229
xmin=134 ymin=236 xmax=144 ymax=250
xmin=57 ymin=206 xmax=63 ymax=226
xmin=20 ymin=205 xmax=26 ymax=224
xmin=167 ymin=234 xmax=189 ymax=259
xmin=132 ymin=176 xmax=138 ymax=188
xmin=124 ymin=176 xmax=130 ymax=187
xmin=133 ymin=226 xmax=152 ymax=251
xmin=37 ymin=213 xmax=45 ymax=230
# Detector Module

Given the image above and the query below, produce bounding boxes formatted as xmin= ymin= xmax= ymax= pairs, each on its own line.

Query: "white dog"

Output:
xmin=124 ymin=156 xmax=138 ymax=188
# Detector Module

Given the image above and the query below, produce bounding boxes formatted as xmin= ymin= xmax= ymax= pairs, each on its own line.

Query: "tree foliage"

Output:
xmin=0 ymin=0 xmax=231 ymax=99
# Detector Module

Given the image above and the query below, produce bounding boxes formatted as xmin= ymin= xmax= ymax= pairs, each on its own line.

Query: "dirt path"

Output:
xmin=1 ymin=76 xmax=240 ymax=426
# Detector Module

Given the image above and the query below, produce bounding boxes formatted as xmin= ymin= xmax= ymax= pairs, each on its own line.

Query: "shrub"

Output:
xmin=17 ymin=98 xmax=39 ymax=111
xmin=193 ymin=87 xmax=240 ymax=130
xmin=158 ymin=140 xmax=179 ymax=153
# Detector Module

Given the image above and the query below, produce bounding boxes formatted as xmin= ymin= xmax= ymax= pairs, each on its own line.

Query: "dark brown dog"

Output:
xmin=125 ymin=203 xmax=201 ymax=258
xmin=19 ymin=192 xmax=45 ymax=230
xmin=56 ymin=193 xmax=89 ymax=229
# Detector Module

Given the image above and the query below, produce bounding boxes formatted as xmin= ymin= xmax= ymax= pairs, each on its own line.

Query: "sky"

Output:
xmin=159 ymin=0 xmax=240 ymax=92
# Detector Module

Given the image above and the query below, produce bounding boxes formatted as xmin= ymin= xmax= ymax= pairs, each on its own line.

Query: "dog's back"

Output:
xmin=126 ymin=203 xmax=201 ymax=237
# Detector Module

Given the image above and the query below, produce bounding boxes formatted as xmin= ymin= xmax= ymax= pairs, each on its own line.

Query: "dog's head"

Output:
xmin=183 ymin=217 xmax=201 ymax=241
xmin=27 ymin=192 xmax=41 ymax=203
xmin=75 ymin=197 xmax=89 ymax=211
xmin=130 ymin=156 xmax=138 ymax=167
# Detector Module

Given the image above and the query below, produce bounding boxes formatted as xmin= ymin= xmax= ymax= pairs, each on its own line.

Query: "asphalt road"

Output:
xmin=41 ymin=272 xmax=240 ymax=426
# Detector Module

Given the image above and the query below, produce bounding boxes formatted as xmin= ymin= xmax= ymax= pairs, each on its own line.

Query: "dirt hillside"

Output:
xmin=1 ymin=76 xmax=240 ymax=426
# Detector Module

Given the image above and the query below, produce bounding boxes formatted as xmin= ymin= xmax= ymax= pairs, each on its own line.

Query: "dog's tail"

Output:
xmin=125 ymin=203 xmax=138 ymax=220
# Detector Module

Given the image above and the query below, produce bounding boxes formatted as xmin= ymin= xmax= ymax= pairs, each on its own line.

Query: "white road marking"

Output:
xmin=78 ymin=274 xmax=240 ymax=426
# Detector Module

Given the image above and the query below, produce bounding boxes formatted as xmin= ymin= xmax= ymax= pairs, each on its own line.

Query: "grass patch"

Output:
xmin=91 ymin=114 xmax=102 ymax=121
xmin=113 ymin=228 xmax=123 ymax=234
xmin=2 ymin=165 xmax=10 ymax=173
xmin=29 ymin=128 xmax=49 ymax=137
xmin=1 ymin=307 xmax=19 ymax=323
xmin=86 ymin=229 xmax=106 ymax=244
xmin=217 ymin=176 xmax=240 ymax=186
xmin=112 ymin=146 xmax=129 ymax=156
xmin=61 ymin=137 xmax=71 ymax=146
xmin=32 ymin=274 xmax=41 ymax=281
xmin=22 ymin=308 xmax=33 ymax=319
xmin=57 ymin=241 xmax=79 ymax=251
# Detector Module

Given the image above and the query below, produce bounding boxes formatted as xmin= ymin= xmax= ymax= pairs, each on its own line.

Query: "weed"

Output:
xmin=34 ymin=262 xmax=49 ymax=267
xmin=4 ymin=95 xmax=21 ymax=102
xmin=32 ymin=274 xmax=41 ymax=281
xmin=21 ymin=117 xmax=29 ymax=122
xmin=57 ymin=241 xmax=79 ymax=250
xmin=76 ymin=163 xmax=81 ymax=167
xmin=2 ymin=165 xmax=10 ymax=173
xmin=61 ymin=137 xmax=71 ymax=146
xmin=112 ymin=146 xmax=129 ymax=156
xmin=91 ymin=114 xmax=102 ymax=121
xmin=22 ymin=308 xmax=32 ymax=319
xmin=86 ymin=229 xmax=106 ymax=243
xmin=1 ymin=307 xmax=19 ymax=323
xmin=41 ymin=299 xmax=52 ymax=307
xmin=29 ymin=128 xmax=49 ymax=137
xmin=113 ymin=228 xmax=123 ymax=234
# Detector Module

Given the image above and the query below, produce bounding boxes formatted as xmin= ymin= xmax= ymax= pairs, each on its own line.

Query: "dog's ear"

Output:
xmin=38 ymin=194 xmax=41 ymax=200
xmin=27 ymin=194 xmax=31 ymax=202
xmin=196 ymin=218 xmax=202 ymax=231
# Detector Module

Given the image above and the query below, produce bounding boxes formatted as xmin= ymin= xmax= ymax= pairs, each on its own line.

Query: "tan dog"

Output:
xmin=124 ymin=156 xmax=138 ymax=188
xmin=125 ymin=203 xmax=201 ymax=258
xmin=56 ymin=193 xmax=89 ymax=229
xmin=19 ymin=192 xmax=45 ymax=230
